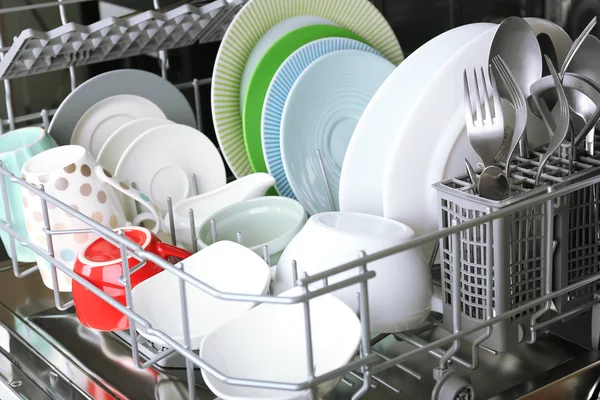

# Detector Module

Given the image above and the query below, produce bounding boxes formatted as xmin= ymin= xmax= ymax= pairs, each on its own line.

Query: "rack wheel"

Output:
xmin=431 ymin=370 xmax=474 ymax=400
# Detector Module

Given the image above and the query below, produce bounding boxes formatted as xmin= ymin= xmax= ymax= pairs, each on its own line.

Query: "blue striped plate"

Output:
xmin=261 ymin=37 xmax=382 ymax=198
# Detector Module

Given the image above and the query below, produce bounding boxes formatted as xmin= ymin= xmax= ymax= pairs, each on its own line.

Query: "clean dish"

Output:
xmin=199 ymin=286 xmax=361 ymax=400
xmin=197 ymin=196 xmax=306 ymax=266
xmin=70 ymin=95 xmax=166 ymax=158
xmin=211 ymin=0 xmax=403 ymax=178
xmin=73 ymin=226 xmax=191 ymax=331
xmin=49 ymin=69 xmax=196 ymax=146
xmin=381 ymin=19 xmax=571 ymax=260
xmin=132 ymin=241 xmax=270 ymax=349
xmin=163 ymin=173 xmax=275 ymax=251
xmin=273 ymin=212 xmax=433 ymax=333
xmin=281 ymin=50 xmax=394 ymax=215
xmin=339 ymin=23 xmax=496 ymax=217
xmin=262 ymin=37 xmax=382 ymax=198
xmin=0 ymin=127 xmax=56 ymax=262
xmin=239 ymin=16 xmax=337 ymax=112
xmin=96 ymin=117 xmax=174 ymax=174
xmin=114 ymin=124 xmax=226 ymax=217
xmin=243 ymin=25 xmax=365 ymax=174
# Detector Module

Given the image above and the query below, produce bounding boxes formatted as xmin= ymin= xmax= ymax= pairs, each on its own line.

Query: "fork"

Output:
xmin=464 ymin=66 xmax=505 ymax=167
xmin=492 ymin=55 xmax=527 ymax=177
xmin=532 ymin=55 xmax=571 ymax=187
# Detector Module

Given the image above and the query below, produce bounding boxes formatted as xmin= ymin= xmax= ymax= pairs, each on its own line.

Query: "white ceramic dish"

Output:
xmin=199 ymin=286 xmax=361 ymax=400
xmin=163 ymin=173 xmax=275 ymax=250
xmin=381 ymin=19 xmax=572 ymax=260
xmin=239 ymin=15 xmax=336 ymax=112
xmin=132 ymin=241 xmax=270 ymax=349
xmin=273 ymin=212 xmax=432 ymax=333
xmin=338 ymin=23 xmax=495 ymax=217
xmin=197 ymin=196 xmax=306 ymax=266
xmin=114 ymin=124 xmax=226 ymax=217
xmin=71 ymin=94 xmax=166 ymax=158
xmin=96 ymin=117 xmax=174 ymax=174
xmin=281 ymin=50 xmax=394 ymax=215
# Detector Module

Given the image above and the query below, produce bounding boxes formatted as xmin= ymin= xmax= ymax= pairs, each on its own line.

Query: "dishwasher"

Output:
xmin=1 ymin=1 xmax=600 ymax=399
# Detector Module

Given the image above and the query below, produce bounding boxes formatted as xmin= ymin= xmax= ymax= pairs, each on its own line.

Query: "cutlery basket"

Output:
xmin=435 ymin=148 xmax=600 ymax=352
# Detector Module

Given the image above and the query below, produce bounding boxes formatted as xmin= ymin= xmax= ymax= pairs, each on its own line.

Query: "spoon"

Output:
xmin=489 ymin=17 xmax=542 ymax=157
xmin=478 ymin=166 xmax=510 ymax=201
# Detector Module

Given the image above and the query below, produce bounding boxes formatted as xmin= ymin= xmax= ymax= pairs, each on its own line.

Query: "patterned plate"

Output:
xmin=262 ymin=37 xmax=381 ymax=198
xmin=211 ymin=0 xmax=404 ymax=178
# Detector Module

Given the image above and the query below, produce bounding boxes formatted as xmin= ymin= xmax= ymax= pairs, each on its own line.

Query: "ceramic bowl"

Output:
xmin=162 ymin=173 xmax=275 ymax=250
xmin=197 ymin=196 xmax=306 ymax=265
xmin=199 ymin=286 xmax=360 ymax=400
xmin=131 ymin=241 xmax=270 ymax=349
xmin=273 ymin=212 xmax=432 ymax=333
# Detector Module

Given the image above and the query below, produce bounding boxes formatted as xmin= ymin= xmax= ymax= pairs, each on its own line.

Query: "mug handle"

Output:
xmin=155 ymin=241 xmax=192 ymax=261
xmin=94 ymin=166 xmax=161 ymax=234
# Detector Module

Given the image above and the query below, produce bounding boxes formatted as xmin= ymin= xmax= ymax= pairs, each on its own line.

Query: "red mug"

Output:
xmin=73 ymin=226 xmax=191 ymax=331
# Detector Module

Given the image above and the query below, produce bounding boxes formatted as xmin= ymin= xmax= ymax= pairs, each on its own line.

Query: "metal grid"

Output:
xmin=2 ymin=2 xmax=600 ymax=399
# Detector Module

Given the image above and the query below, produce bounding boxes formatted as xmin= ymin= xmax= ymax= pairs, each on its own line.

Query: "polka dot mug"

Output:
xmin=21 ymin=145 xmax=161 ymax=292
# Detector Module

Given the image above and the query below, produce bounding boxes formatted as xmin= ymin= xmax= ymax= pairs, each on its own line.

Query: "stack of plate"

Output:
xmin=211 ymin=0 xmax=403 ymax=215
xmin=49 ymin=69 xmax=227 ymax=221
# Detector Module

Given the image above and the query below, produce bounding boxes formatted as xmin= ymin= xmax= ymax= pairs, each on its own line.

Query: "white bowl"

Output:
xmin=131 ymin=241 xmax=270 ymax=349
xmin=199 ymin=286 xmax=361 ymax=400
xmin=273 ymin=212 xmax=432 ymax=333
xmin=197 ymin=196 xmax=306 ymax=265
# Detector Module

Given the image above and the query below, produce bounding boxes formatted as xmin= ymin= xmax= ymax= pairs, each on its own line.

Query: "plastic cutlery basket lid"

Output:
xmin=197 ymin=196 xmax=306 ymax=266
xmin=262 ymin=37 xmax=382 ymax=198
xmin=211 ymin=0 xmax=403 ymax=178
xmin=131 ymin=241 xmax=270 ymax=349
xmin=199 ymin=286 xmax=361 ymax=400
xmin=280 ymin=50 xmax=394 ymax=215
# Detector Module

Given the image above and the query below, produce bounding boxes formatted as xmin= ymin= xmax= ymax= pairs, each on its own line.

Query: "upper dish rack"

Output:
xmin=0 ymin=0 xmax=245 ymax=81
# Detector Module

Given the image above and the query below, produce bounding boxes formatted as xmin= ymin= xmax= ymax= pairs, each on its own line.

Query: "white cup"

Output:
xmin=273 ymin=212 xmax=437 ymax=333
xmin=21 ymin=145 xmax=161 ymax=291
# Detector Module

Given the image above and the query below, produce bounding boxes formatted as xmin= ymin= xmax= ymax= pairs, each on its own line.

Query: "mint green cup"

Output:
xmin=0 ymin=127 xmax=57 ymax=262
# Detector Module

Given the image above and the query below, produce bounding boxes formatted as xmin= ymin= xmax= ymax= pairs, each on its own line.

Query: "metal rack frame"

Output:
xmin=2 ymin=1 xmax=600 ymax=399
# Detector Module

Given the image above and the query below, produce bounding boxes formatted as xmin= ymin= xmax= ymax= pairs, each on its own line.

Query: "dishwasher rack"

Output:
xmin=2 ymin=2 xmax=600 ymax=400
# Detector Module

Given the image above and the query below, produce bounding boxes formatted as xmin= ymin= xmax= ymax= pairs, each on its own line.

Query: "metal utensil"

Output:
xmin=537 ymin=33 xmax=559 ymax=77
xmin=489 ymin=17 xmax=542 ymax=157
xmin=464 ymin=158 xmax=478 ymax=194
xmin=532 ymin=55 xmax=571 ymax=187
xmin=559 ymin=16 xmax=597 ymax=78
xmin=492 ymin=55 xmax=527 ymax=177
xmin=478 ymin=165 xmax=510 ymax=201
xmin=464 ymin=66 xmax=505 ymax=167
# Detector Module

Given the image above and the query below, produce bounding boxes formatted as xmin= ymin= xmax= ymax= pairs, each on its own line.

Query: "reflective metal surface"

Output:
xmin=1 ymin=265 xmax=600 ymax=399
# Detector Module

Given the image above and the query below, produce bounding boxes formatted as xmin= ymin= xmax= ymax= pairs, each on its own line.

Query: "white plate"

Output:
xmin=96 ymin=117 xmax=174 ymax=174
xmin=70 ymin=94 xmax=166 ymax=158
xmin=239 ymin=15 xmax=336 ymax=112
xmin=382 ymin=19 xmax=573 ymax=260
xmin=339 ymin=23 xmax=496 ymax=216
xmin=132 ymin=241 xmax=270 ymax=349
xmin=199 ymin=286 xmax=360 ymax=400
xmin=281 ymin=50 xmax=394 ymax=215
xmin=114 ymin=124 xmax=226 ymax=215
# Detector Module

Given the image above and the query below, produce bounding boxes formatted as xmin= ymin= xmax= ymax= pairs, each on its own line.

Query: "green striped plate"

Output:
xmin=211 ymin=0 xmax=404 ymax=178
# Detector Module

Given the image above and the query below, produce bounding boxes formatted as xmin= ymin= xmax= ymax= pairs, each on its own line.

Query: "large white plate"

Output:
xmin=211 ymin=0 xmax=403 ymax=178
xmin=96 ymin=117 xmax=175 ymax=174
xmin=115 ymin=124 xmax=226 ymax=215
xmin=382 ymin=19 xmax=573 ymax=260
xmin=339 ymin=23 xmax=496 ymax=217
xmin=239 ymin=15 xmax=336 ymax=112
xmin=281 ymin=50 xmax=394 ymax=215
xmin=70 ymin=95 xmax=166 ymax=159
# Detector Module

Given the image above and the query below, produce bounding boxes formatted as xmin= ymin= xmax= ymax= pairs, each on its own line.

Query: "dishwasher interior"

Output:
xmin=2 ymin=1 xmax=600 ymax=399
